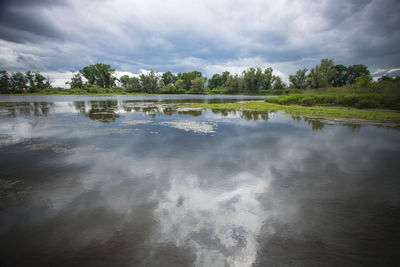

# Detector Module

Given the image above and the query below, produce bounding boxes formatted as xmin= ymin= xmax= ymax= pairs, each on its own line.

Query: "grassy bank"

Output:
xmin=179 ymin=102 xmax=400 ymax=122
xmin=265 ymin=93 xmax=400 ymax=110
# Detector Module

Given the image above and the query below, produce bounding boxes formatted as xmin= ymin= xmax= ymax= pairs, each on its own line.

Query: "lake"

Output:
xmin=0 ymin=95 xmax=399 ymax=266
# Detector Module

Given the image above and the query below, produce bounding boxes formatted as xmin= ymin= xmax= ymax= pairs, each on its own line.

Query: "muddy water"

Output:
xmin=0 ymin=95 xmax=399 ymax=266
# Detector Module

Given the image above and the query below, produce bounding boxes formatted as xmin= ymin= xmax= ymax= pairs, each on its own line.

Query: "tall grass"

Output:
xmin=266 ymin=80 xmax=400 ymax=110
xmin=266 ymin=93 xmax=400 ymax=110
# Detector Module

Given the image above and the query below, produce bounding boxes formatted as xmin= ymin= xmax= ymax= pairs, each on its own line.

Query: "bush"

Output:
xmin=208 ymin=88 xmax=228 ymax=95
xmin=176 ymin=89 xmax=187 ymax=94
xmin=352 ymin=74 xmax=373 ymax=89
xmin=70 ymin=88 xmax=87 ymax=94
xmin=157 ymin=88 xmax=168 ymax=94
xmin=163 ymin=84 xmax=177 ymax=94
xmin=265 ymin=93 xmax=400 ymax=110
xmin=354 ymin=99 xmax=379 ymax=109
xmin=258 ymin=89 xmax=287 ymax=95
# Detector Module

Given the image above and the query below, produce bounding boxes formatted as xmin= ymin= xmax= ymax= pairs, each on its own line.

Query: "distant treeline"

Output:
xmin=1 ymin=59 xmax=399 ymax=94
xmin=0 ymin=70 xmax=51 ymax=94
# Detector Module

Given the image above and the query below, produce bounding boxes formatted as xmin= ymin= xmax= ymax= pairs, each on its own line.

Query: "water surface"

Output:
xmin=0 ymin=95 xmax=399 ymax=266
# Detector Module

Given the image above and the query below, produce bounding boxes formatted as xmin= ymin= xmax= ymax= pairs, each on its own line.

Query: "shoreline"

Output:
xmin=179 ymin=101 xmax=400 ymax=127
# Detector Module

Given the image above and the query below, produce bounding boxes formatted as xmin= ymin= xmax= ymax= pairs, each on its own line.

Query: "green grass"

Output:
xmin=179 ymin=102 xmax=400 ymax=122
xmin=265 ymin=93 xmax=400 ymax=110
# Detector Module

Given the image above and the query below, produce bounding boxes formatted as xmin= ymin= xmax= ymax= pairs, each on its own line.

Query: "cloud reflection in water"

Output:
xmin=0 ymin=97 xmax=400 ymax=266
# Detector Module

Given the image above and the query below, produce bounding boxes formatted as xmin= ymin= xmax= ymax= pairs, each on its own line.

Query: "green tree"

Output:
xmin=331 ymin=65 xmax=348 ymax=87
xmin=158 ymin=80 xmax=165 ymax=89
xmin=34 ymin=72 xmax=49 ymax=91
xmin=208 ymin=73 xmax=224 ymax=89
xmin=0 ymin=70 xmax=11 ymax=94
xmin=374 ymin=75 xmax=400 ymax=92
xmin=66 ymin=73 xmax=83 ymax=89
xmin=175 ymin=79 xmax=185 ymax=91
xmin=289 ymin=68 xmax=308 ymax=89
xmin=377 ymin=75 xmax=393 ymax=82
xmin=272 ymin=76 xmax=285 ymax=89
xmin=10 ymin=72 xmax=27 ymax=93
xmin=243 ymin=67 xmax=264 ymax=92
xmin=221 ymin=71 xmax=230 ymax=86
xmin=119 ymin=75 xmax=141 ymax=92
xmin=25 ymin=71 xmax=36 ymax=93
xmin=261 ymin=67 xmax=274 ymax=90
xmin=352 ymin=74 xmax=372 ymax=89
xmin=208 ymin=71 xmax=231 ymax=89
xmin=80 ymin=63 xmax=116 ymax=88
xmin=226 ymin=74 xmax=243 ymax=93
xmin=346 ymin=64 xmax=370 ymax=85
xmin=80 ymin=66 xmax=96 ymax=85
xmin=127 ymin=77 xmax=141 ymax=92
xmin=189 ymin=77 xmax=206 ymax=94
xmin=319 ymin=58 xmax=337 ymax=87
xmin=307 ymin=59 xmax=337 ymax=88
xmin=119 ymin=75 xmax=130 ymax=88
xmin=129 ymin=77 xmax=142 ymax=92
xmin=177 ymin=71 xmax=202 ymax=91
xmin=162 ymin=71 xmax=177 ymax=85
xmin=164 ymin=84 xmax=177 ymax=93
xmin=44 ymin=79 xmax=52 ymax=90
xmin=140 ymin=70 xmax=159 ymax=93
xmin=306 ymin=68 xmax=318 ymax=89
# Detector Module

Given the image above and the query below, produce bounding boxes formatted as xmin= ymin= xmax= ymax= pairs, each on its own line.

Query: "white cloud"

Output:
xmin=0 ymin=0 xmax=399 ymax=81
xmin=41 ymin=71 xmax=74 ymax=88
xmin=114 ymin=71 xmax=139 ymax=78
xmin=204 ymin=57 xmax=292 ymax=81
xmin=388 ymin=68 xmax=400 ymax=74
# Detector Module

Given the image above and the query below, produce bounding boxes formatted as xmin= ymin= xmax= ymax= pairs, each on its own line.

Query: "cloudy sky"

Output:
xmin=0 ymin=0 xmax=399 ymax=87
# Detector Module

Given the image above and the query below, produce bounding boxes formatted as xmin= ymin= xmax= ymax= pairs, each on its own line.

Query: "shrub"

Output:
xmin=354 ymin=99 xmax=380 ymax=109
xmin=176 ymin=89 xmax=187 ymax=94
xmin=265 ymin=93 xmax=400 ymax=110
xmin=207 ymin=88 xmax=228 ymax=95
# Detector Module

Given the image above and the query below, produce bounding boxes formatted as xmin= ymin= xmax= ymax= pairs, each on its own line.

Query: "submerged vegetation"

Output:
xmin=179 ymin=102 xmax=400 ymax=122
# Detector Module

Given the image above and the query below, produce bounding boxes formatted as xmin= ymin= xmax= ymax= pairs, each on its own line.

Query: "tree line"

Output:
xmin=0 ymin=70 xmax=51 ymax=94
xmin=64 ymin=60 xmax=376 ymax=95
xmin=289 ymin=59 xmax=371 ymax=90
xmin=1 ymin=59 xmax=397 ymax=94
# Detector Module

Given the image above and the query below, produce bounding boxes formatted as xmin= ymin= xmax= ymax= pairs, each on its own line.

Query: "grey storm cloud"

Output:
xmin=0 ymin=0 xmax=67 ymax=42
xmin=0 ymin=0 xmax=399 ymax=83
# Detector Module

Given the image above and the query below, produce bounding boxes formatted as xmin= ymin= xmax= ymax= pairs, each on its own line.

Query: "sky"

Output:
xmin=0 ymin=0 xmax=399 ymax=87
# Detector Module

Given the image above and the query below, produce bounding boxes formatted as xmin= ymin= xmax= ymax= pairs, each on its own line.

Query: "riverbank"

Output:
xmin=179 ymin=102 xmax=400 ymax=124
xmin=265 ymin=93 xmax=400 ymax=110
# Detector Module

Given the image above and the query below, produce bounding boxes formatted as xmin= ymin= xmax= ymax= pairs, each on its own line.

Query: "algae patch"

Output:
xmin=121 ymin=120 xmax=152 ymax=125
xmin=23 ymin=141 xmax=105 ymax=154
xmin=175 ymin=107 xmax=204 ymax=112
xmin=161 ymin=120 xmax=216 ymax=134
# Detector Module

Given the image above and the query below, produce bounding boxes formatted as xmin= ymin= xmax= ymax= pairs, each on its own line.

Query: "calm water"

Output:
xmin=0 ymin=95 xmax=399 ymax=266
